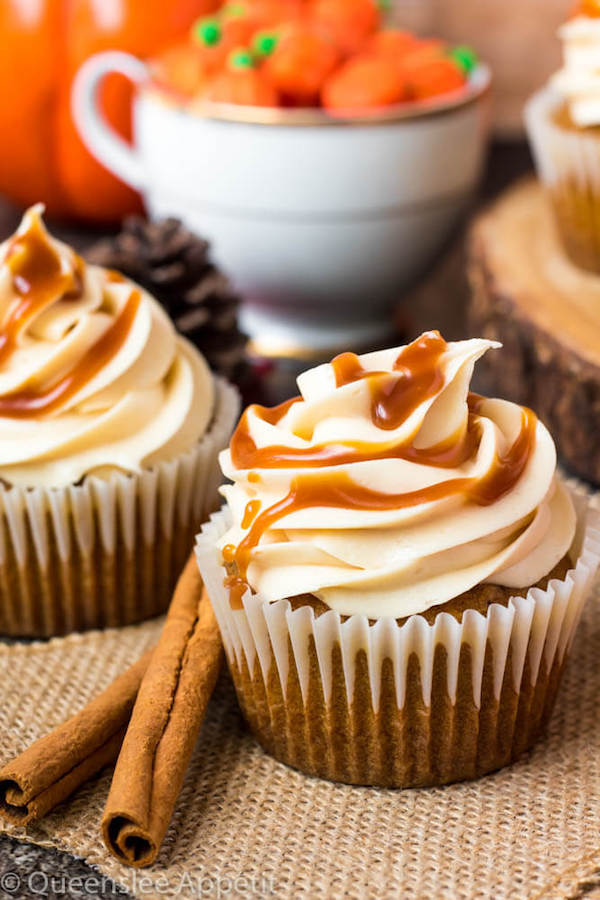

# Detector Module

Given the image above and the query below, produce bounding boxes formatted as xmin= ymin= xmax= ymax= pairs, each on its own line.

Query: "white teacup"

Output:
xmin=73 ymin=52 xmax=491 ymax=353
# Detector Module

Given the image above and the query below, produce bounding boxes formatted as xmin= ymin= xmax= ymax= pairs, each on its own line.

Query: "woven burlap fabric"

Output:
xmin=1 ymin=541 xmax=600 ymax=897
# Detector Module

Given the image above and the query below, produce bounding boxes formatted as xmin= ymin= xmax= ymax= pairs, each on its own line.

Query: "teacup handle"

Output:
xmin=72 ymin=51 xmax=149 ymax=191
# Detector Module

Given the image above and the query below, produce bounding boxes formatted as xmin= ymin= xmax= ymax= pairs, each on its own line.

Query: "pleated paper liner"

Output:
xmin=0 ymin=377 xmax=239 ymax=638
xmin=196 ymin=486 xmax=600 ymax=788
xmin=525 ymin=87 xmax=600 ymax=273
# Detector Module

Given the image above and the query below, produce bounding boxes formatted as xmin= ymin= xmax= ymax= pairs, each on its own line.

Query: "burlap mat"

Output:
xmin=1 ymin=521 xmax=600 ymax=899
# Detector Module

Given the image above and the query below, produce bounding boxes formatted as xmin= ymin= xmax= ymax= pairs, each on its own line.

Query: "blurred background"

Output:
xmin=0 ymin=0 xmax=573 ymax=402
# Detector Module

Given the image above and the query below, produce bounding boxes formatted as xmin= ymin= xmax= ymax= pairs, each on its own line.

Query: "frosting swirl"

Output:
xmin=0 ymin=205 xmax=214 ymax=488
xmin=218 ymin=332 xmax=575 ymax=619
xmin=551 ymin=14 xmax=600 ymax=126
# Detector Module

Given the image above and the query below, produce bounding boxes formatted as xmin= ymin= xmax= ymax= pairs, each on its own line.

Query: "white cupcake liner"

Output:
xmin=0 ymin=377 xmax=239 ymax=637
xmin=196 ymin=483 xmax=600 ymax=787
xmin=524 ymin=87 xmax=600 ymax=189
xmin=525 ymin=85 xmax=600 ymax=268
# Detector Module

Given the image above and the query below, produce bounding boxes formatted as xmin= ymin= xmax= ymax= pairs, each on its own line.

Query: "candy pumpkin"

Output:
xmin=364 ymin=29 xmax=420 ymax=59
xmin=405 ymin=58 xmax=465 ymax=101
xmin=308 ymin=0 xmax=380 ymax=55
xmin=322 ymin=56 xmax=407 ymax=113
xmin=0 ymin=0 xmax=218 ymax=223
xmin=152 ymin=41 xmax=208 ymax=99
xmin=189 ymin=15 xmax=257 ymax=75
xmin=263 ymin=27 xmax=340 ymax=103
xmin=206 ymin=49 xmax=279 ymax=105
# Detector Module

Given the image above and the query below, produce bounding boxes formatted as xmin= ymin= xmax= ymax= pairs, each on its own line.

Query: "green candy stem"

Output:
xmin=253 ymin=31 xmax=279 ymax=59
xmin=192 ymin=18 xmax=222 ymax=47
xmin=229 ymin=48 xmax=255 ymax=70
xmin=449 ymin=45 xmax=479 ymax=75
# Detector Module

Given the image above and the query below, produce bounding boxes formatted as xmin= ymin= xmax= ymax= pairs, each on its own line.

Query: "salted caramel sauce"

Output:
xmin=222 ymin=543 xmax=248 ymax=609
xmin=471 ymin=406 xmax=537 ymax=506
xmin=223 ymin=544 xmax=236 ymax=563
xmin=0 ymin=215 xmax=83 ymax=367
xmin=242 ymin=499 xmax=261 ymax=529
xmin=331 ymin=350 xmax=384 ymax=387
xmin=224 ymin=573 xmax=248 ymax=610
xmin=0 ymin=290 xmax=141 ymax=418
xmin=224 ymin=332 xmax=539 ymax=601
xmin=106 ymin=269 xmax=126 ymax=283
xmin=0 ymin=213 xmax=142 ymax=419
xmin=332 ymin=331 xmax=446 ymax=431
xmin=230 ymin=335 xmax=478 ymax=473
xmin=230 ymin=405 xmax=536 ymax=585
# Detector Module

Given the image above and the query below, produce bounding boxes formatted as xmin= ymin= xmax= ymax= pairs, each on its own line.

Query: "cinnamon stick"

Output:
xmin=102 ymin=555 xmax=223 ymax=867
xmin=0 ymin=649 xmax=154 ymax=826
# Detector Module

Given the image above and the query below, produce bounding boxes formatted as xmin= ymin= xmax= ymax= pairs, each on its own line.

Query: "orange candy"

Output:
xmin=192 ymin=16 xmax=258 ymax=73
xmin=322 ymin=56 xmax=407 ymax=113
xmin=308 ymin=0 xmax=380 ymax=55
xmin=364 ymin=29 xmax=421 ymax=60
xmin=264 ymin=27 xmax=340 ymax=102
xmin=153 ymin=2 xmax=473 ymax=115
xmin=400 ymin=38 xmax=446 ymax=69
xmin=152 ymin=42 xmax=206 ymax=97
xmin=206 ymin=51 xmax=279 ymax=105
xmin=405 ymin=58 xmax=465 ymax=101
xmin=192 ymin=2 xmax=303 ymax=75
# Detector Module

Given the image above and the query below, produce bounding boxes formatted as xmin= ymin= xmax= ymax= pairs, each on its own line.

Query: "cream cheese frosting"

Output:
xmin=0 ymin=205 xmax=214 ymax=488
xmin=218 ymin=332 xmax=575 ymax=619
xmin=551 ymin=15 xmax=600 ymax=126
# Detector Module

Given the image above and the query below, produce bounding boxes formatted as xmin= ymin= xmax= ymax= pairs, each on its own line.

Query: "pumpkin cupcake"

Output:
xmin=526 ymin=1 xmax=600 ymax=272
xmin=196 ymin=332 xmax=600 ymax=787
xmin=0 ymin=205 xmax=239 ymax=636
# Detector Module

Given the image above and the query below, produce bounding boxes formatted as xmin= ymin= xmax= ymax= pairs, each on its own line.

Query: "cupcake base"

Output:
xmin=0 ymin=377 xmax=239 ymax=638
xmin=525 ymin=87 xmax=600 ymax=273
xmin=228 ymin=623 xmax=566 ymax=788
xmin=196 ymin=489 xmax=600 ymax=788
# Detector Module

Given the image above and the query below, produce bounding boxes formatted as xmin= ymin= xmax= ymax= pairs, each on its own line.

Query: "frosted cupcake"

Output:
xmin=526 ymin=1 xmax=600 ymax=271
xmin=0 ymin=206 xmax=239 ymax=636
xmin=196 ymin=332 xmax=600 ymax=788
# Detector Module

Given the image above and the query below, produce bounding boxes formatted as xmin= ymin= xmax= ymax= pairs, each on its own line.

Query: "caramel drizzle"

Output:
xmin=332 ymin=330 xmax=446 ymax=430
xmin=0 ymin=216 xmax=83 ymax=367
xmin=0 ymin=215 xmax=140 ymax=419
xmin=224 ymin=332 xmax=539 ymax=596
xmin=0 ymin=290 xmax=141 ymax=418
xmin=231 ymin=407 xmax=537 ymax=584
xmin=231 ymin=332 xmax=474 ymax=472
xmin=222 ymin=543 xmax=247 ymax=610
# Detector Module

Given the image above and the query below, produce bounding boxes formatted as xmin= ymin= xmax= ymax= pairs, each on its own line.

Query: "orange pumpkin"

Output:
xmin=152 ymin=41 xmax=208 ymax=99
xmin=363 ymin=29 xmax=421 ymax=59
xmin=405 ymin=58 xmax=465 ymax=101
xmin=206 ymin=50 xmax=279 ymax=105
xmin=263 ymin=27 xmax=340 ymax=103
xmin=322 ymin=56 xmax=407 ymax=113
xmin=308 ymin=0 xmax=380 ymax=55
xmin=0 ymin=0 xmax=219 ymax=223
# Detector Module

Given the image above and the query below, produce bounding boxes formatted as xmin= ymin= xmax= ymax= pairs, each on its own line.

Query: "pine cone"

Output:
xmin=86 ymin=217 xmax=248 ymax=382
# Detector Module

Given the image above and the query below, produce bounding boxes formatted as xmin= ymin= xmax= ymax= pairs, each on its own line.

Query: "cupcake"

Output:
xmin=525 ymin=1 xmax=600 ymax=272
xmin=196 ymin=331 xmax=600 ymax=788
xmin=0 ymin=205 xmax=239 ymax=637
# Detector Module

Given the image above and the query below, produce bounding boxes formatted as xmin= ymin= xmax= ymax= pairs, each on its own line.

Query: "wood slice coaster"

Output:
xmin=467 ymin=178 xmax=600 ymax=485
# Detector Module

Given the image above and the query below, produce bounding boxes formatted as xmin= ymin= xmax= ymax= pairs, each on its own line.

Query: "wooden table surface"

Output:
xmin=5 ymin=141 xmax=595 ymax=900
